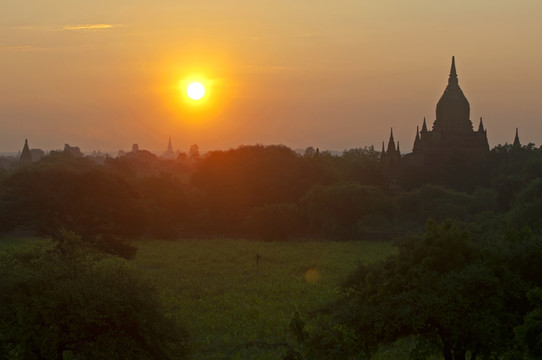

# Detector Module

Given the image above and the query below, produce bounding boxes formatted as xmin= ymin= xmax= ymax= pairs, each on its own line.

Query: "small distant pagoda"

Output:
xmin=19 ymin=139 xmax=33 ymax=164
xmin=513 ymin=128 xmax=521 ymax=147
xmin=380 ymin=129 xmax=402 ymax=188
xmin=162 ymin=137 xmax=176 ymax=159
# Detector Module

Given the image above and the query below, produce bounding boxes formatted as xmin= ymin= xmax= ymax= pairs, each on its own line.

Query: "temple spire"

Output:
xmin=513 ymin=128 xmax=521 ymax=147
xmin=448 ymin=56 xmax=458 ymax=87
xmin=413 ymin=126 xmax=421 ymax=152
xmin=167 ymin=136 xmax=173 ymax=152
xmin=387 ymin=128 xmax=396 ymax=153
xmin=19 ymin=139 xmax=32 ymax=163
xmin=421 ymin=117 xmax=428 ymax=133
xmin=478 ymin=117 xmax=484 ymax=132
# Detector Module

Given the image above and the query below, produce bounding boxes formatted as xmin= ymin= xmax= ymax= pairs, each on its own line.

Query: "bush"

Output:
xmin=243 ymin=203 xmax=303 ymax=241
xmin=302 ymin=183 xmax=395 ymax=240
xmin=0 ymin=231 xmax=188 ymax=360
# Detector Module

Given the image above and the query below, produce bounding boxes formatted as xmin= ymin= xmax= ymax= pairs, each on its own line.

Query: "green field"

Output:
xmin=132 ymin=238 xmax=396 ymax=359
xmin=0 ymin=237 xmax=396 ymax=359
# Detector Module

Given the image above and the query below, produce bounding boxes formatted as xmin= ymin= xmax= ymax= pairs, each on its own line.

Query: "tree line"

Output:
xmin=1 ymin=142 xmax=542 ymax=359
xmin=1 ymin=142 xmax=541 ymax=251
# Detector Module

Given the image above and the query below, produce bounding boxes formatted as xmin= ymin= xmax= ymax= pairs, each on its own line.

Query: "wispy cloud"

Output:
xmin=63 ymin=24 xmax=116 ymax=31
xmin=12 ymin=24 xmax=121 ymax=32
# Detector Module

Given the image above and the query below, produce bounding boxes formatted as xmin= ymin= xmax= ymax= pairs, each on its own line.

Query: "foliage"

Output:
xmin=0 ymin=165 xmax=142 ymax=257
xmin=2 ymin=141 xmax=542 ymax=241
xmin=243 ymin=202 xmax=304 ymax=241
xmin=303 ymin=183 xmax=395 ymax=240
xmin=134 ymin=174 xmax=194 ymax=239
xmin=489 ymin=143 xmax=542 ymax=211
xmin=396 ymin=185 xmax=495 ymax=227
xmin=191 ymin=145 xmax=332 ymax=233
xmin=288 ymin=221 xmax=542 ymax=360
xmin=515 ymin=287 xmax=542 ymax=359
xmin=507 ymin=178 xmax=542 ymax=232
xmin=0 ymin=231 xmax=187 ymax=360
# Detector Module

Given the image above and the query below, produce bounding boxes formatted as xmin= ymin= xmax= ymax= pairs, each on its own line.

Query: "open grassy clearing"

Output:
xmin=132 ymin=238 xmax=396 ymax=359
xmin=0 ymin=236 xmax=398 ymax=359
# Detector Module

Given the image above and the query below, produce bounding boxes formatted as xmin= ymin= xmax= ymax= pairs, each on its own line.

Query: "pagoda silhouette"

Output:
xmin=19 ymin=139 xmax=33 ymax=164
xmin=381 ymin=57 xmax=497 ymax=189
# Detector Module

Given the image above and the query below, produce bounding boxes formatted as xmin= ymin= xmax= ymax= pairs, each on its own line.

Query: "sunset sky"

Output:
xmin=1 ymin=0 xmax=541 ymax=154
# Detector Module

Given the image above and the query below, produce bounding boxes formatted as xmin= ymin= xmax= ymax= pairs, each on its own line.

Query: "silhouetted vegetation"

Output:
xmin=286 ymin=220 xmax=542 ymax=359
xmin=1 ymin=141 xmax=542 ymax=358
xmin=0 ymin=231 xmax=187 ymax=359
xmin=1 ymin=142 xmax=542 ymax=244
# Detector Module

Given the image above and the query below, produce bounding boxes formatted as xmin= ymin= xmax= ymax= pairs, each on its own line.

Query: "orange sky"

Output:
xmin=1 ymin=0 xmax=541 ymax=153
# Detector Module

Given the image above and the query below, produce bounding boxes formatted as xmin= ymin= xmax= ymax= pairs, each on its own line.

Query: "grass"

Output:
xmin=132 ymin=238 xmax=396 ymax=360
xmin=0 ymin=236 xmax=397 ymax=359
xmin=0 ymin=236 xmax=47 ymax=254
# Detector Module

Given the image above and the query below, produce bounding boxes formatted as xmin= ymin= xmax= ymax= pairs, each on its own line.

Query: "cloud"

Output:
xmin=63 ymin=24 xmax=116 ymax=31
xmin=12 ymin=24 xmax=121 ymax=32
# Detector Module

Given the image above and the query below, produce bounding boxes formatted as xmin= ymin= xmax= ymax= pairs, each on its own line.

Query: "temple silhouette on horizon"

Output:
xmin=382 ymin=57 xmax=490 ymax=167
xmin=380 ymin=57 xmax=518 ymax=189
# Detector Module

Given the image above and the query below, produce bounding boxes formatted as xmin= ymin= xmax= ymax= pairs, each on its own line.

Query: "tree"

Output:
xmin=191 ymin=145 xmax=331 ymax=233
xmin=0 ymin=166 xmax=144 ymax=258
xmin=396 ymin=185 xmax=482 ymax=227
xmin=289 ymin=221 xmax=542 ymax=360
xmin=508 ymin=178 xmax=542 ymax=232
xmin=188 ymin=144 xmax=200 ymax=159
xmin=135 ymin=174 xmax=194 ymax=239
xmin=303 ymin=146 xmax=316 ymax=158
xmin=515 ymin=288 xmax=542 ymax=359
xmin=0 ymin=231 xmax=187 ymax=360
xmin=243 ymin=203 xmax=303 ymax=241
xmin=302 ymin=183 xmax=395 ymax=239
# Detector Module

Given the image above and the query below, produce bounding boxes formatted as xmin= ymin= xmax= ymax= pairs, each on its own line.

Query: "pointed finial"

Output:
xmin=413 ymin=127 xmax=421 ymax=152
xmin=387 ymin=128 xmax=396 ymax=153
xmin=448 ymin=56 xmax=458 ymax=86
xmin=19 ymin=139 xmax=32 ymax=163
xmin=421 ymin=117 xmax=428 ymax=132
xmin=514 ymin=128 xmax=520 ymax=147
xmin=478 ymin=117 xmax=484 ymax=132
xmin=381 ymin=141 xmax=385 ymax=154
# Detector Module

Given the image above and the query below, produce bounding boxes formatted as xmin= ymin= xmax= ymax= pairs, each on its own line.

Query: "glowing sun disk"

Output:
xmin=187 ymin=82 xmax=205 ymax=100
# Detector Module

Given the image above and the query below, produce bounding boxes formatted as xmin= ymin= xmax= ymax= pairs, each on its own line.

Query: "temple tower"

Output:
xmin=163 ymin=136 xmax=176 ymax=159
xmin=19 ymin=139 xmax=32 ymax=164
xmin=513 ymin=128 xmax=521 ymax=147
xmin=408 ymin=57 xmax=489 ymax=158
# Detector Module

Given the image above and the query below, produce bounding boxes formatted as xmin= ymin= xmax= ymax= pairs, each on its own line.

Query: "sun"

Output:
xmin=186 ymin=82 xmax=205 ymax=100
